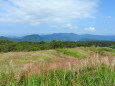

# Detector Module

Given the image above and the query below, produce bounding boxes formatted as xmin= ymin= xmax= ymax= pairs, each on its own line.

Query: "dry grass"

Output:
xmin=0 ymin=47 xmax=115 ymax=84
xmin=22 ymin=54 xmax=115 ymax=78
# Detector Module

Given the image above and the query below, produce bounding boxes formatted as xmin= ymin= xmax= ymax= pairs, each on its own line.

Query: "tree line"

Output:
xmin=0 ymin=40 xmax=115 ymax=52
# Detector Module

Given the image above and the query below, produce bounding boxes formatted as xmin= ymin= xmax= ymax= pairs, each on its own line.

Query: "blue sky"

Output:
xmin=0 ymin=0 xmax=115 ymax=36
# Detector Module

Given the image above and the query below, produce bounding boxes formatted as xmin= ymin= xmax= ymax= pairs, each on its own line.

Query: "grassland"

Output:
xmin=0 ymin=47 xmax=115 ymax=86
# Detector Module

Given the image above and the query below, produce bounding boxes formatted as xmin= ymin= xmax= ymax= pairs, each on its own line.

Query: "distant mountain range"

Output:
xmin=0 ymin=33 xmax=115 ymax=42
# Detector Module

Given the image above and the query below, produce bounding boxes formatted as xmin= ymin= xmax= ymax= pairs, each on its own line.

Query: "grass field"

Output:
xmin=0 ymin=47 xmax=115 ymax=86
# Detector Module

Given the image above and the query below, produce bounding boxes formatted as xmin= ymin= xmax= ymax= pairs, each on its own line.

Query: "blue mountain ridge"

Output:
xmin=0 ymin=33 xmax=115 ymax=42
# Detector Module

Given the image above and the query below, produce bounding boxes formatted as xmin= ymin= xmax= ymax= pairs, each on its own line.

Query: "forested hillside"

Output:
xmin=0 ymin=40 xmax=115 ymax=52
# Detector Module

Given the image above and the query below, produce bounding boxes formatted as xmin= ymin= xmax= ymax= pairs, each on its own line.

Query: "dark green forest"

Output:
xmin=0 ymin=40 xmax=115 ymax=52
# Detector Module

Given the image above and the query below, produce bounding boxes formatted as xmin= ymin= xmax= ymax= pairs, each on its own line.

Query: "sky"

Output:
xmin=0 ymin=0 xmax=115 ymax=36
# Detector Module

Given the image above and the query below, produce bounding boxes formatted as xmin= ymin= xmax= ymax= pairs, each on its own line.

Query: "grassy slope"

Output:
xmin=0 ymin=47 xmax=115 ymax=86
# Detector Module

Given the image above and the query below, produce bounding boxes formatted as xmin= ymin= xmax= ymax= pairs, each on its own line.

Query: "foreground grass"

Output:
xmin=0 ymin=47 xmax=115 ymax=86
xmin=1 ymin=64 xmax=114 ymax=86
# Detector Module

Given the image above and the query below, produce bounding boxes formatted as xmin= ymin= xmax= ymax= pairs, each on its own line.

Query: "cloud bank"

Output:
xmin=0 ymin=0 xmax=98 ymax=25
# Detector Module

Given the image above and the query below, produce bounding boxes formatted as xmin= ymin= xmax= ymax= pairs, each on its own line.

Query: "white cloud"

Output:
xmin=50 ymin=23 xmax=78 ymax=30
xmin=0 ymin=0 xmax=99 ymax=25
xmin=104 ymin=16 xmax=112 ymax=19
xmin=84 ymin=27 xmax=96 ymax=31
xmin=32 ymin=22 xmax=41 ymax=26
xmin=62 ymin=24 xmax=78 ymax=30
xmin=50 ymin=25 xmax=58 ymax=29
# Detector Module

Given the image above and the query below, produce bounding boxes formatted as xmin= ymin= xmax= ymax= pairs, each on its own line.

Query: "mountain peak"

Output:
xmin=0 ymin=33 xmax=115 ymax=42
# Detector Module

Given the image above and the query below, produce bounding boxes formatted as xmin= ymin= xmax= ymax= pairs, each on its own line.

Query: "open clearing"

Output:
xmin=0 ymin=47 xmax=115 ymax=86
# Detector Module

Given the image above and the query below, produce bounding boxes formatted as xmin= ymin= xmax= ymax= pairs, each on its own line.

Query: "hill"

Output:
xmin=41 ymin=33 xmax=115 ymax=42
xmin=20 ymin=34 xmax=44 ymax=42
xmin=0 ymin=36 xmax=11 ymax=40
xmin=0 ymin=33 xmax=115 ymax=42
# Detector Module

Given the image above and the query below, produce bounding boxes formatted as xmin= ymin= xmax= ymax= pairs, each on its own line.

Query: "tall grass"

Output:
xmin=8 ymin=64 xmax=114 ymax=86
xmin=0 ymin=47 xmax=115 ymax=86
xmin=1 ymin=55 xmax=114 ymax=86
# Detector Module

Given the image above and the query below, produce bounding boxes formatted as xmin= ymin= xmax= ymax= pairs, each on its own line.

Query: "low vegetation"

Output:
xmin=6 ymin=64 xmax=115 ymax=86
xmin=56 ymin=48 xmax=85 ymax=58
xmin=0 ymin=40 xmax=115 ymax=52
xmin=0 ymin=41 xmax=115 ymax=86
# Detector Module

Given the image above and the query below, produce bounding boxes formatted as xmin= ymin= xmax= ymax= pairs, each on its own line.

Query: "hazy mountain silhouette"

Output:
xmin=0 ymin=33 xmax=115 ymax=42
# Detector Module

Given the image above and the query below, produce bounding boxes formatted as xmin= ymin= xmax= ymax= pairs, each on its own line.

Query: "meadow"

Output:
xmin=0 ymin=47 xmax=115 ymax=86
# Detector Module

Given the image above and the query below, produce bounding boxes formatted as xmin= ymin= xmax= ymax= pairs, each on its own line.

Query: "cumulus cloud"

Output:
xmin=84 ymin=27 xmax=96 ymax=31
xmin=50 ymin=24 xmax=78 ymax=30
xmin=0 ymin=0 xmax=99 ymax=25
xmin=62 ymin=24 xmax=78 ymax=30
